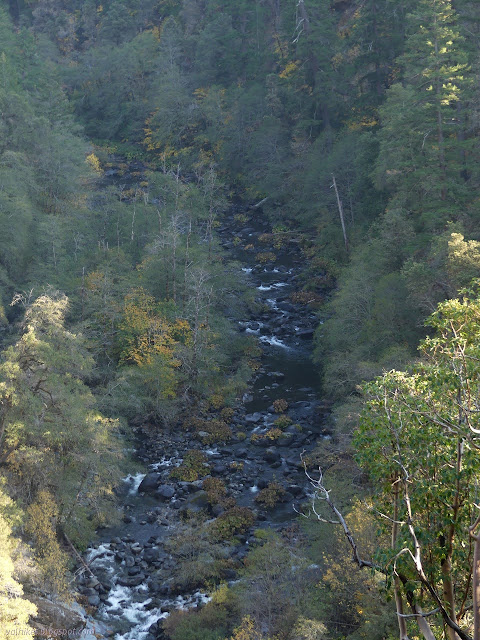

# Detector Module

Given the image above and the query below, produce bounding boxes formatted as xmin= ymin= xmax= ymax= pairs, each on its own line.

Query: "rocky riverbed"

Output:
xmin=77 ymin=180 xmax=329 ymax=639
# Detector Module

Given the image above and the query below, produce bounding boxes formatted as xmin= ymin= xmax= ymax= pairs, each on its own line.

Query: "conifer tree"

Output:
xmin=375 ymin=0 xmax=469 ymax=229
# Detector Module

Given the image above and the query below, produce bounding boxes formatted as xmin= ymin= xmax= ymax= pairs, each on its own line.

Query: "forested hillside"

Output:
xmin=2 ymin=0 xmax=480 ymax=639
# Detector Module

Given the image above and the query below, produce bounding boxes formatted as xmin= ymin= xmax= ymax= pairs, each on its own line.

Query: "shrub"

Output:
xmin=220 ymin=407 xmax=235 ymax=422
xmin=165 ymin=523 xmax=227 ymax=593
xmin=258 ymin=233 xmax=273 ymax=244
xmin=203 ymin=478 xmax=235 ymax=508
xmin=274 ymin=415 xmax=292 ymax=429
xmin=26 ymin=491 xmax=69 ymax=597
xmin=273 ymin=399 xmax=288 ymax=413
xmin=254 ymin=483 xmax=286 ymax=509
xmin=290 ymin=291 xmax=323 ymax=305
xmin=162 ymin=585 xmax=238 ymax=640
xmin=208 ymin=394 xmax=225 ymax=410
xmin=251 ymin=428 xmax=282 ymax=444
xmin=171 ymin=450 xmax=208 ymax=482
xmin=255 ymin=252 xmax=276 ymax=264
xmin=209 ymin=507 xmax=255 ymax=541
xmin=196 ymin=419 xmax=233 ymax=445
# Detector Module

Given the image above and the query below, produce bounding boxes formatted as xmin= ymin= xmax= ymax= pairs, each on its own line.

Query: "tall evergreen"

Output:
xmin=375 ymin=0 xmax=470 ymax=229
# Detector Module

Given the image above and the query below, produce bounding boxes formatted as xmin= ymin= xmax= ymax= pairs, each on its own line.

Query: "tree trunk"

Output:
xmin=392 ymin=479 xmax=410 ymax=640
xmin=332 ymin=174 xmax=349 ymax=252
xmin=473 ymin=533 xmax=480 ymax=640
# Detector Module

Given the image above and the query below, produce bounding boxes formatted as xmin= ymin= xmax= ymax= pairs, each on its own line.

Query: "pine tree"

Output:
xmin=374 ymin=0 xmax=470 ymax=229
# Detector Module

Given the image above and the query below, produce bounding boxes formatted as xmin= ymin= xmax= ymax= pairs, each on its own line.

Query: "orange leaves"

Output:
xmin=119 ymin=288 xmax=191 ymax=367
xmin=279 ymin=59 xmax=300 ymax=79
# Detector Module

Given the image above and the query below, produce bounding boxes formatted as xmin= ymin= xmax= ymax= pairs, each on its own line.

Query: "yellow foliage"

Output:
xmin=279 ymin=60 xmax=300 ymax=79
xmin=85 ymin=152 xmax=102 ymax=174
xmin=228 ymin=616 xmax=274 ymax=640
xmin=0 ymin=513 xmax=37 ymax=639
xmin=119 ymin=290 xmax=192 ymax=399
xmin=210 ymin=583 xmax=231 ymax=606
xmin=26 ymin=491 xmax=69 ymax=597
xmin=150 ymin=25 xmax=161 ymax=40
xmin=194 ymin=87 xmax=209 ymax=100
xmin=85 ymin=270 xmax=105 ymax=292
xmin=120 ymin=288 xmax=177 ymax=367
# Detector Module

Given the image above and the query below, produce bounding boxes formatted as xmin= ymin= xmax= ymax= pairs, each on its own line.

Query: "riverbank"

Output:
xmin=76 ymin=185 xmax=329 ymax=639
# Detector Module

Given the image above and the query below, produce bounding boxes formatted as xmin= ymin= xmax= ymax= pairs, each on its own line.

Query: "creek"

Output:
xmin=79 ymin=167 xmax=330 ymax=639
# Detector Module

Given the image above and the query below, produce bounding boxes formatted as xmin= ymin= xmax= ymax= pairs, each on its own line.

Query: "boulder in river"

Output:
xmin=29 ymin=596 xmax=86 ymax=637
xmin=138 ymin=473 xmax=161 ymax=494
xmin=157 ymin=485 xmax=175 ymax=500
xmin=277 ymin=433 xmax=295 ymax=447
xmin=245 ymin=412 xmax=263 ymax=423
xmin=263 ymin=448 xmax=280 ymax=463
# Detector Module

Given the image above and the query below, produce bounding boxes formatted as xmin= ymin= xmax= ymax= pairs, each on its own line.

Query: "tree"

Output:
xmin=351 ymin=283 xmax=480 ymax=640
xmin=0 ymin=291 xmax=123 ymax=547
xmin=374 ymin=0 xmax=470 ymax=229
xmin=0 ymin=487 xmax=36 ymax=638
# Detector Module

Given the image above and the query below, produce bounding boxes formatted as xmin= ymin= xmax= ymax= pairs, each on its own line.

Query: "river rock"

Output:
xmin=296 ymin=328 xmax=314 ymax=339
xmin=277 ymin=433 xmax=295 ymax=447
xmin=117 ymin=575 xmax=145 ymax=587
xmin=263 ymin=448 xmax=280 ymax=463
xmin=143 ymin=548 xmax=167 ymax=564
xmin=245 ymin=412 xmax=263 ymax=423
xmin=181 ymin=490 xmax=209 ymax=513
xmin=29 ymin=596 xmax=86 ymax=637
xmin=289 ymin=485 xmax=304 ymax=496
xmin=125 ymin=555 xmax=135 ymax=567
xmin=157 ymin=484 xmax=175 ymax=500
xmin=212 ymin=504 xmax=225 ymax=517
xmin=138 ymin=473 xmax=161 ymax=494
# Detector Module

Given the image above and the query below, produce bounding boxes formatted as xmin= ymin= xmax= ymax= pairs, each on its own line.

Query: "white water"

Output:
xmin=266 ymin=298 xmax=279 ymax=311
xmin=205 ymin=447 xmax=219 ymax=455
xmin=123 ymin=473 xmax=147 ymax=496
xmin=257 ymin=282 xmax=287 ymax=291
xmin=86 ymin=543 xmax=211 ymax=640
xmin=150 ymin=456 xmax=179 ymax=470
xmin=259 ymin=335 xmax=289 ymax=349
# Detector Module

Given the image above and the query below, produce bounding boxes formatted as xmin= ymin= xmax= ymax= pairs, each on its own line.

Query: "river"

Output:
xmin=79 ymin=168 xmax=329 ymax=639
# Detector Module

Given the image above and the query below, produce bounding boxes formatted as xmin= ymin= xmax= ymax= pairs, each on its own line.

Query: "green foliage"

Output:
xmin=236 ymin=532 xmax=311 ymax=638
xmin=209 ymin=507 xmax=255 ymax=541
xmin=272 ymin=399 xmax=288 ymax=414
xmin=374 ymin=0 xmax=471 ymax=228
xmin=170 ymin=450 xmax=208 ymax=482
xmin=8 ymin=0 xmax=480 ymax=633
xmin=164 ymin=521 xmax=228 ymax=591
xmin=202 ymin=477 xmax=228 ymax=506
xmin=0 ymin=292 xmax=123 ymax=547
xmin=193 ymin=418 xmax=233 ymax=445
xmin=0 ymin=487 xmax=37 ymax=638
xmin=254 ymin=483 xmax=286 ymax=510
xmin=354 ymin=284 xmax=480 ymax=631
xmin=273 ymin=415 xmax=292 ymax=430
xmin=163 ymin=584 xmax=238 ymax=640
xmin=25 ymin=491 xmax=69 ymax=596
